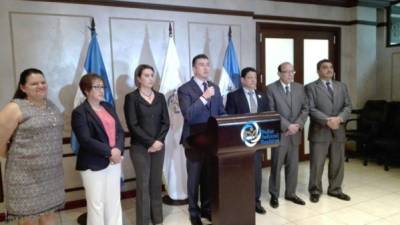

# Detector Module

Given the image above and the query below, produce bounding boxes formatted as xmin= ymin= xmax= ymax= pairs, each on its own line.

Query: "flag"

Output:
xmin=160 ymin=34 xmax=188 ymax=200
xmin=71 ymin=26 xmax=114 ymax=154
xmin=219 ymin=27 xmax=240 ymax=96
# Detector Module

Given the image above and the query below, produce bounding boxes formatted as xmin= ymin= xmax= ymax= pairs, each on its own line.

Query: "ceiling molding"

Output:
xmin=25 ymin=0 xmax=379 ymax=27
xmin=253 ymin=14 xmax=377 ymax=26
xmin=24 ymin=0 xmax=254 ymax=17
xmin=268 ymin=0 xmax=391 ymax=8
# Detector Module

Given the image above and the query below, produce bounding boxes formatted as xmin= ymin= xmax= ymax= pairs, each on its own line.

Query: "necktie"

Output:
xmin=202 ymin=82 xmax=208 ymax=93
xmin=326 ymin=81 xmax=334 ymax=98
xmin=285 ymin=85 xmax=290 ymax=95
xmin=248 ymin=91 xmax=257 ymax=113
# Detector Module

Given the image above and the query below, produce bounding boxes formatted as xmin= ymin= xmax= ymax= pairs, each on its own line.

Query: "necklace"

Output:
xmin=140 ymin=90 xmax=153 ymax=98
xmin=26 ymin=98 xmax=47 ymax=109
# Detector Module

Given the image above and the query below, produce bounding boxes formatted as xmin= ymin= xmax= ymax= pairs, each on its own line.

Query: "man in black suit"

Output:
xmin=178 ymin=54 xmax=226 ymax=225
xmin=225 ymin=67 xmax=270 ymax=215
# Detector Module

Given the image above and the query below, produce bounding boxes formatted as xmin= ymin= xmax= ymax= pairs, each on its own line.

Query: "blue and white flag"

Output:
xmin=71 ymin=29 xmax=114 ymax=154
xmin=160 ymin=35 xmax=188 ymax=200
xmin=219 ymin=28 xmax=240 ymax=96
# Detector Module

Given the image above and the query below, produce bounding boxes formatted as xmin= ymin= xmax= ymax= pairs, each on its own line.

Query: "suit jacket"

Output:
xmin=225 ymin=87 xmax=270 ymax=114
xmin=178 ymin=78 xmax=226 ymax=144
xmin=305 ymin=79 xmax=352 ymax=142
xmin=71 ymin=100 xmax=125 ymax=171
xmin=267 ymin=81 xmax=309 ymax=146
xmin=124 ymin=89 xmax=170 ymax=148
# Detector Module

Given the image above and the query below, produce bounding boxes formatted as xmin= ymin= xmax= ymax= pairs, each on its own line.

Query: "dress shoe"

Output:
xmin=310 ymin=193 xmax=320 ymax=203
xmin=190 ymin=216 xmax=203 ymax=225
xmin=285 ymin=195 xmax=306 ymax=205
xmin=328 ymin=192 xmax=351 ymax=201
xmin=269 ymin=196 xmax=279 ymax=208
xmin=255 ymin=204 xmax=266 ymax=214
xmin=201 ymin=212 xmax=212 ymax=222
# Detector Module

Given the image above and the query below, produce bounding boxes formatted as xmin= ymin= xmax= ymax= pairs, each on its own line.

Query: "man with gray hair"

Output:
xmin=267 ymin=62 xmax=309 ymax=208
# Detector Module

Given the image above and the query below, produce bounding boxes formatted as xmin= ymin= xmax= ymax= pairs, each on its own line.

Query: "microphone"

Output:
xmin=207 ymin=81 xmax=212 ymax=116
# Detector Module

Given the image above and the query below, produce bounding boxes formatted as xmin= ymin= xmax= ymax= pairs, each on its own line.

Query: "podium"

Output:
xmin=187 ymin=112 xmax=281 ymax=225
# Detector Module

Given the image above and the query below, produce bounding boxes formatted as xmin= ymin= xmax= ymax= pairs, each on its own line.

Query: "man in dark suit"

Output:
xmin=178 ymin=54 xmax=225 ymax=225
xmin=267 ymin=62 xmax=308 ymax=209
xmin=225 ymin=67 xmax=269 ymax=215
xmin=306 ymin=59 xmax=352 ymax=203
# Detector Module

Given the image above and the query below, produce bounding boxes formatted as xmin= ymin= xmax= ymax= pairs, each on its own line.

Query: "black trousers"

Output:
xmin=185 ymin=148 xmax=212 ymax=218
xmin=254 ymin=150 xmax=263 ymax=205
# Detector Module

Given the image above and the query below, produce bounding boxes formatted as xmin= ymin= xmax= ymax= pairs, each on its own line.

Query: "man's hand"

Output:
xmin=326 ymin=117 xmax=342 ymax=130
xmin=202 ymin=86 xmax=215 ymax=100
xmin=284 ymin=124 xmax=300 ymax=136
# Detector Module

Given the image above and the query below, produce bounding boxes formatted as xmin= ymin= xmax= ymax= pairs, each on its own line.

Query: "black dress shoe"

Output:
xmin=255 ymin=204 xmax=267 ymax=214
xmin=328 ymin=192 xmax=351 ymax=201
xmin=285 ymin=196 xmax=306 ymax=205
xmin=269 ymin=196 xmax=279 ymax=208
xmin=201 ymin=212 xmax=212 ymax=222
xmin=310 ymin=194 xmax=320 ymax=203
xmin=190 ymin=216 xmax=203 ymax=225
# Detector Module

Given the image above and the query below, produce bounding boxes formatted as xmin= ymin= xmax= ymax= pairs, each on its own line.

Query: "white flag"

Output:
xmin=160 ymin=37 xmax=188 ymax=200
xmin=219 ymin=67 xmax=236 ymax=97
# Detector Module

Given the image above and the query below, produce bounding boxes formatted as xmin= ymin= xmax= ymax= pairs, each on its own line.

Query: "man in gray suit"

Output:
xmin=267 ymin=62 xmax=308 ymax=208
xmin=306 ymin=59 xmax=352 ymax=203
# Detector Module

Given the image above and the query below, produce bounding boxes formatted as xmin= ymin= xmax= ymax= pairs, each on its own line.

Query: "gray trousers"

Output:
xmin=268 ymin=144 xmax=299 ymax=198
xmin=308 ymin=141 xmax=345 ymax=195
xmin=130 ymin=145 xmax=165 ymax=225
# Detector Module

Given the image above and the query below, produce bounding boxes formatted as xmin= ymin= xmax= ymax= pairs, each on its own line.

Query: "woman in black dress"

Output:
xmin=124 ymin=64 xmax=170 ymax=225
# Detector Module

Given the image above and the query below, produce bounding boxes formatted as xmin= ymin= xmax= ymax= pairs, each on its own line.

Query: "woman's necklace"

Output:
xmin=140 ymin=89 xmax=153 ymax=98
xmin=27 ymin=98 xmax=47 ymax=110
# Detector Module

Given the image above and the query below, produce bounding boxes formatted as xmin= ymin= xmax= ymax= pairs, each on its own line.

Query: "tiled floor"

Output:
xmin=3 ymin=159 xmax=400 ymax=225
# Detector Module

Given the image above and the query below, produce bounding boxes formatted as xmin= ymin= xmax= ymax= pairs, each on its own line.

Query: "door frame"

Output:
xmin=255 ymin=23 xmax=341 ymax=165
xmin=256 ymin=22 xmax=342 ymax=89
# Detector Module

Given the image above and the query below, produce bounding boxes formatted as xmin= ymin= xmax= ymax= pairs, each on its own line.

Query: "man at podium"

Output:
xmin=225 ymin=67 xmax=270 ymax=215
xmin=178 ymin=54 xmax=226 ymax=225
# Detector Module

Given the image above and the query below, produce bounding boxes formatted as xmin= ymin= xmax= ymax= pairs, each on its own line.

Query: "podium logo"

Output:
xmin=240 ymin=121 xmax=261 ymax=147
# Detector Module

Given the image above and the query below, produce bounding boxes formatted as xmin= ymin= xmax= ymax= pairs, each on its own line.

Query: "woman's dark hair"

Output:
xmin=134 ymin=64 xmax=154 ymax=87
xmin=79 ymin=73 xmax=104 ymax=97
xmin=13 ymin=68 xmax=45 ymax=99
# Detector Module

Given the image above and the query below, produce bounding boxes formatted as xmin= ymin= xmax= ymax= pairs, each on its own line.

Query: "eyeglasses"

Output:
xmin=281 ymin=70 xmax=296 ymax=75
xmin=91 ymin=85 xmax=104 ymax=90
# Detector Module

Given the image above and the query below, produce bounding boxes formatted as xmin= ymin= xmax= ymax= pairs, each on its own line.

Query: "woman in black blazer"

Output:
xmin=71 ymin=73 xmax=125 ymax=225
xmin=124 ymin=64 xmax=169 ymax=225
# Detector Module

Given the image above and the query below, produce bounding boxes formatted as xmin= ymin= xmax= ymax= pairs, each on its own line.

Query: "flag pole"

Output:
xmin=169 ymin=22 xmax=172 ymax=38
xmin=89 ymin=18 xmax=95 ymax=32
xmin=76 ymin=18 xmax=95 ymax=225
xmin=162 ymin=22 xmax=188 ymax=206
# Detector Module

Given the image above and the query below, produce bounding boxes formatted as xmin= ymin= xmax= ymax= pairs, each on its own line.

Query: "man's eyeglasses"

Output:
xmin=281 ymin=70 xmax=296 ymax=75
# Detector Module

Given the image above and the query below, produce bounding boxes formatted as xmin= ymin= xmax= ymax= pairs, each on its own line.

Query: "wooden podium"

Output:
xmin=187 ymin=112 xmax=280 ymax=225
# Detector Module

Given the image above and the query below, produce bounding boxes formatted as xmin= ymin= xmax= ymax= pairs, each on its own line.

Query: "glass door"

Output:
xmin=257 ymin=23 xmax=340 ymax=163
